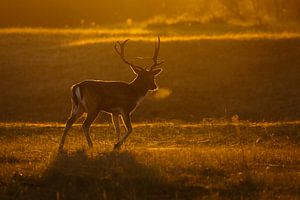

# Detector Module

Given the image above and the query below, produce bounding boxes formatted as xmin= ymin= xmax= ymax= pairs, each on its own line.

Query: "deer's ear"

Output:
xmin=151 ymin=68 xmax=162 ymax=76
xmin=130 ymin=66 xmax=143 ymax=74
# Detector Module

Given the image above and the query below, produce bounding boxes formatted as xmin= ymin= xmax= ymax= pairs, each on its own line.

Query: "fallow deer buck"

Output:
xmin=59 ymin=36 xmax=163 ymax=150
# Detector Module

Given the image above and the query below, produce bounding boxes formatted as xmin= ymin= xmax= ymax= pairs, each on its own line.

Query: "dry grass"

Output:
xmin=0 ymin=122 xmax=299 ymax=199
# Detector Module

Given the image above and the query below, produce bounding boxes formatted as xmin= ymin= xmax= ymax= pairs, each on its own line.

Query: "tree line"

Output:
xmin=0 ymin=0 xmax=299 ymax=27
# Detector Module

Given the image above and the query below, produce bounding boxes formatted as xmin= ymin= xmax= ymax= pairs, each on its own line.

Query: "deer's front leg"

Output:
xmin=112 ymin=113 xmax=121 ymax=142
xmin=114 ymin=112 xmax=132 ymax=150
xmin=82 ymin=111 xmax=99 ymax=148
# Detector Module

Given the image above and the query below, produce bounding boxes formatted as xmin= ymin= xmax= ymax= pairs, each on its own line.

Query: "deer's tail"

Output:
xmin=71 ymin=85 xmax=81 ymax=109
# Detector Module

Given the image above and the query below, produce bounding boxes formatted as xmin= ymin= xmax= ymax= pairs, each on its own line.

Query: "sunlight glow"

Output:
xmin=1 ymin=120 xmax=300 ymax=129
xmin=151 ymin=88 xmax=172 ymax=100
xmin=0 ymin=28 xmax=150 ymax=35
xmin=63 ymin=32 xmax=300 ymax=46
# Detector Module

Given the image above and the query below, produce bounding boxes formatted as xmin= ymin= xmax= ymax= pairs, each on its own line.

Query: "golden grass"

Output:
xmin=0 ymin=122 xmax=299 ymax=199
xmin=1 ymin=120 xmax=300 ymax=129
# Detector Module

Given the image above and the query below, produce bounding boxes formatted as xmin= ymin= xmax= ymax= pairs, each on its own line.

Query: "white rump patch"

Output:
xmin=75 ymin=87 xmax=81 ymax=100
xmin=75 ymin=87 xmax=88 ymax=112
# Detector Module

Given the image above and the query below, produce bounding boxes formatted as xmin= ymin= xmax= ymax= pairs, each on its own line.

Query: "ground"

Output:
xmin=0 ymin=121 xmax=299 ymax=199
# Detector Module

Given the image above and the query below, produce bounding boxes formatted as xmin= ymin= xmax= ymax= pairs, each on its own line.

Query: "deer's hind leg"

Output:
xmin=59 ymin=103 xmax=84 ymax=150
xmin=112 ymin=113 xmax=121 ymax=142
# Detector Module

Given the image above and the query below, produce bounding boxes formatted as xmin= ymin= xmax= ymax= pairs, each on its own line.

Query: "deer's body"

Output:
xmin=59 ymin=36 xmax=163 ymax=150
xmin=72 ymin=79 xmax=147 ymax=115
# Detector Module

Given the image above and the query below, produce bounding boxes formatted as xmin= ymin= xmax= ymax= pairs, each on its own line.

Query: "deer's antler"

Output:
xmin=149 ymin=36 xmax=164 ymax=71
xmin=114 ymin=39 xmax=144 ymax=70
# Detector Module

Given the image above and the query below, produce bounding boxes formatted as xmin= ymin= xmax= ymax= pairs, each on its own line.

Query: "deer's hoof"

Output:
xmin=88 ymin=143 xmax=93 ymax=149
xmin=57 ymin=146 xmax=67 ymax=155
xmin=58 ymin=145 xmax=64 ymax=151
xmin=114 ymin=143 xmax=121 ymax=150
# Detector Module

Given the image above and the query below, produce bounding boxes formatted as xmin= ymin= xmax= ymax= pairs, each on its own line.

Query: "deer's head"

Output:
xmin=114 ymin=36 xmax=163 ymax=91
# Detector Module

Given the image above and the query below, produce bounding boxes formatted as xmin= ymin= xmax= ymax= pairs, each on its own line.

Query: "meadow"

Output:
xmin=0 ymin=121 xmax=299 ymax=199
xmin=0 ymin=28 xmax=300 ymax=199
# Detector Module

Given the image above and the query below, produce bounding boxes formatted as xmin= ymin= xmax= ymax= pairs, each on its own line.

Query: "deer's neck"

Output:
xmin=130 ymin=77 xmax=149 ymax=99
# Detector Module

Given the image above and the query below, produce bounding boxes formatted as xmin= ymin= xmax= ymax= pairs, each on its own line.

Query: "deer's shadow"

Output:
xmin=39 ymin=150 xmax=171 ymax=199
xmin=7 ymin=149 xmax=211 ymax=199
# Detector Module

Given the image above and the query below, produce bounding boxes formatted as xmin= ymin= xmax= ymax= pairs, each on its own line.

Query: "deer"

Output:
xmin=59 ymin=36 xmax=163 ymax=150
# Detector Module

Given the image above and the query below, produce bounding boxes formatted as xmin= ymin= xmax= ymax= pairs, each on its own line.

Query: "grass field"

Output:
xmin=0 ymin=28 xmax=300 ymax=199
xmin=0 ymin=121 xmax=299 ymax=199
